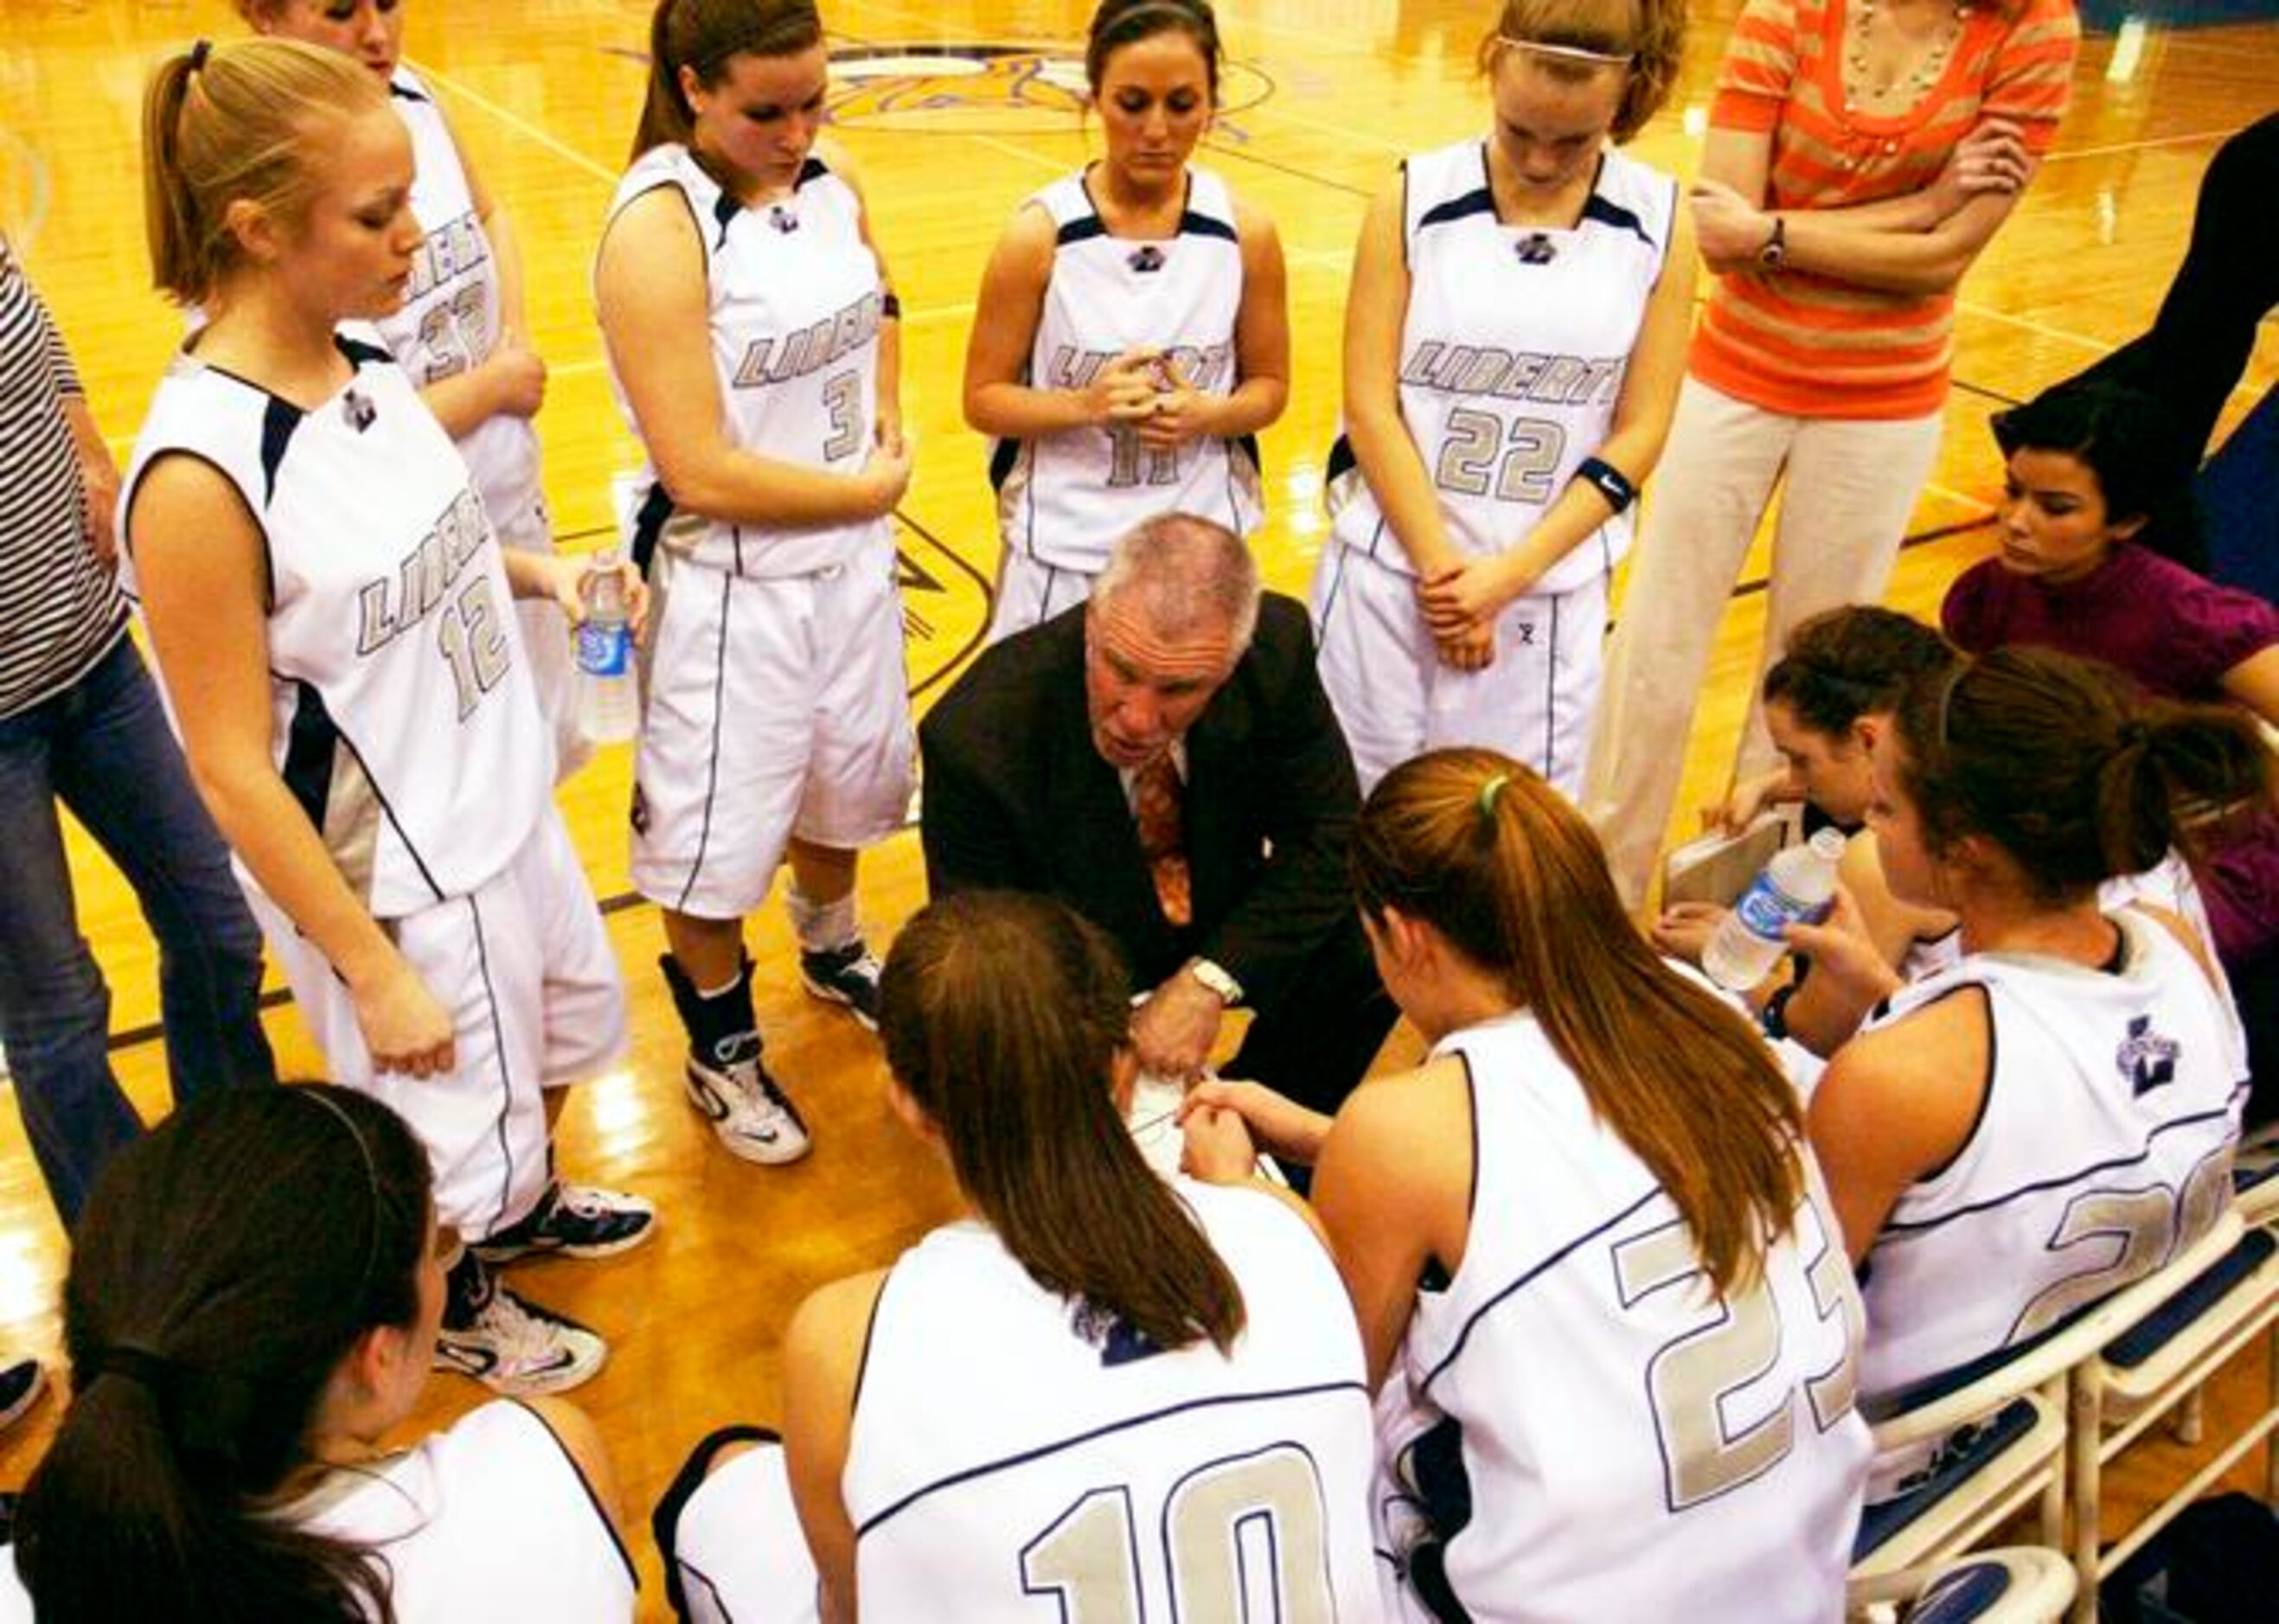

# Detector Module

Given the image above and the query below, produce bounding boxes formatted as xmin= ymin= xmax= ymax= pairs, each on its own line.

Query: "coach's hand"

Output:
xmin=355 ymin=956 xmax=458 ymax=1078
xmin=1132 ymin=969 xmax=1226 ymax=1084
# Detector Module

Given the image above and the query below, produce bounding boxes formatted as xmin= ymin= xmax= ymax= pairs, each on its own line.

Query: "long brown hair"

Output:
xmin=634 ymin=0 xmax=824 ymax=160
xmin=1893 ymin=646 xmax=2275 ymax=904
xmin=879 ymin=891 xmax=1245 ymax=1352
xmin=1352 ymin=750 xmax=1803 ymax=1295
xmin=141 ymin=37 xmax=386 ymax=306
xmin=15 ymin=1086 xmax=432 ymax=1622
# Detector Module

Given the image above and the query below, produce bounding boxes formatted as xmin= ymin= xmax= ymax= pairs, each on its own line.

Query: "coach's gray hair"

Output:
xmin=1091 ymin=514 xmax=1262 ymax=655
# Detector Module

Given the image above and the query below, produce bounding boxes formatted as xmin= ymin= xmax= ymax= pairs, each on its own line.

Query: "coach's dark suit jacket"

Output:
xmin=919 ymin=594 xmax=1364 ymax=1020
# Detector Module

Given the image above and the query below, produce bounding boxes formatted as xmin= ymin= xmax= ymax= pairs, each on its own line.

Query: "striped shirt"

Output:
xmin=0 ymin=240 xmax=125 ymax=718
xmin=1692 ymin=0 xmax=2079 ymax=419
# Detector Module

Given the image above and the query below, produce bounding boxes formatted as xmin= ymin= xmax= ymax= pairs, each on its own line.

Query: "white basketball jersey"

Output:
xmin=845 ymin=1180 xmax=1382 ymax=1622
xmin=1326 ymin=141 xmax=1674 ymax=594
xmin=1377 ymin=1012 xmax=1868 ymax=1623
xmin=602 ymin=144 xmax=889 ymax=579
xmin=376 ymin=67 xmax=541 ymax=534
xmin=1858 ymin=908 xmax=2247 ymax=1407
xmin=0 ymin=1402 xmax=634 ymax=1621
xmin=121 ymin=331 xmax=548 ymax=916
xmin=993 ymin=165 xmax=1262 ymax=572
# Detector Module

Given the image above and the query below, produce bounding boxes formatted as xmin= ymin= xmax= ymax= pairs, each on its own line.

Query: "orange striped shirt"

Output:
xmin=1691 ymin=0 xmax=2079 ymax=418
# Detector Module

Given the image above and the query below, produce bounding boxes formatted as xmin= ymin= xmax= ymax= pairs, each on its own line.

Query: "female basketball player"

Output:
xmin=653 ymin=892 xmax=1380 ymax=1623
xmin=1812 ymin=648 xmax=2260 ymax=1450
xmin=1655 ymin=606 xmax=1964 ymax=1056
xmin=235 ymin=0 xmax=586 ymax=777
xmin=6 ymin=1086 xmax=634 ymax=1622
xmin=129 ymin=38 xmax=650 ymax=1396
xmin=1187 ymin=748 xmax=1870 ymax=1621
xmin=962 ymin=0 xmax=1290 ymax=640
xmin=597 ymin=0 xmax=914 ymax=1167
xmin=1310 ymin=0 xmax=1693 ymax=796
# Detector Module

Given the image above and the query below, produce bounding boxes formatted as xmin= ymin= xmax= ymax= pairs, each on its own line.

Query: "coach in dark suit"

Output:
xmin=921 ymin=515 xmax=1396 ymax=1115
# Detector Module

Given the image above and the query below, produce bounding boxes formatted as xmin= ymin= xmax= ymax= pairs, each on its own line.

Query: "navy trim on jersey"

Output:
xmin=281 ymin=679 xmax=340 ymax=834
xmin=670 ymin=570 xmax=735 ymax=913
xmin=797 ymin=155 xmax=828 ymax=189
xmin=1418 ymin=188 xmax=1495 ymax=232
xmin=853 ymin=1378 xmax=1368 ymax=1538
xmin=331 ymin=721 xmax=449 ymax=905
xmin=389 ymin=80 xmax=430 ymax=105
xmin=711 ymin=188 xmax=740 ymax=250
xmin=1178 ymin=210 xmax=1239 ymax=243
xmin=656 ymin=1422 xmax=780 ymax=1620
xmin=336 ymin=334 xmax=394 ymax=368
xmin=987 ymin=435 xmax=1021 ymax=493
xmin=1056 ymin=214 xmax=1110 ymax=247
xmin=1324 ymin=433 xmax=1356 ymax=488
xmin=631 ymin=482 xmax=675 ymax=579
xmin=1418 ymin=1183 xmax=1664 ymax=1394
xmin=466 ymin=890 xmax=521 ymax=1236
xmin=513 ymin=1398 xmax=643 ymax=1591
xmin=1458 ymin=1049 xmax=1482 ymax=1241
xmin=259 ymin=396 xmax=304 ymax=506
xmin=1916 ymin=983 xmax=1995 ymax=1185
xmin=1879 ymin=1098 xmax=2248 ymax=1239
xmin=1541 ymin=593 xmax=1560 ymax=779
xmin=1581 ymin=191 xmax=1656 ymax=247
xmin=852 ymin=1276 xmax=888 ymax=1412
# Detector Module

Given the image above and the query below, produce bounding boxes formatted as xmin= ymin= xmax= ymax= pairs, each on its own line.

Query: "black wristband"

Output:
xmin=1574 ymin=455 xmax=1636 ymax=515
xmin=1760 ymin=981 xmax=1799 ymax=1042
xmin=880 ymin=291 xmax=902 ymax=319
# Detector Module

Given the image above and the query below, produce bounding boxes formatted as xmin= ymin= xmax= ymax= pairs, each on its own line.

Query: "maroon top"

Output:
xmin=1942 ymin=542 xmax=2279 ymax=702
xmin=1943 ymin=541 xmax=2279 ymax=966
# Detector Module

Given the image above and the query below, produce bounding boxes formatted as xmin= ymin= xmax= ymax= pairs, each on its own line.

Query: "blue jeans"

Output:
xmin=0 ymin=634 xmax=274 ymax=1228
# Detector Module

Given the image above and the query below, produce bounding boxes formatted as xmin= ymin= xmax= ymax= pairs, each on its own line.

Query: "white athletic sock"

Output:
xmin=786 ymin=884 xmax=861 ymax=955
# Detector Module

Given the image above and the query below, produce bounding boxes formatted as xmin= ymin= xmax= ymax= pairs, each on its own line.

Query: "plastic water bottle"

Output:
xmin=1701 ymin=827 xmax=1847 ymax=993
xmin=575 ymin=547 xmax=637 ymax=745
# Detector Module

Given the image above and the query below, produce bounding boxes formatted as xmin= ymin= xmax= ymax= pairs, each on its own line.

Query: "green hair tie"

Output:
xmin=1477 ymin=772 xmax=1511 ymax=824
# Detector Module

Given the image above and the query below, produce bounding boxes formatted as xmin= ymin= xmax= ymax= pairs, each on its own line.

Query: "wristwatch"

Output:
xmin=1186 ymin=957 xmax=1245 ymax=1007
xmin=1757 ymin=215 xmax=1788 ymax=269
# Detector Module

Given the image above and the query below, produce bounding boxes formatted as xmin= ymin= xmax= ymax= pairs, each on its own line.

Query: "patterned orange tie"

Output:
xmin=1132 ymin=755 xmax=1193 ymax=927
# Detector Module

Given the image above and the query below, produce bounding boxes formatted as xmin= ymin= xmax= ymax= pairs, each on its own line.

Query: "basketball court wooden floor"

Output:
xmin=3 ymin=1 xmax=2276 ymax=1609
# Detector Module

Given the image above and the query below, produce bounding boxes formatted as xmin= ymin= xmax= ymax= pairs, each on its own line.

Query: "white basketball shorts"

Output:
xmin=246 ymin=805 xmax=626 ymax=1240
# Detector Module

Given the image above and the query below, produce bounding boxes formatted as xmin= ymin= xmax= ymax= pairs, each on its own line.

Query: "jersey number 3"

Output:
xmin=1020 ymin=1443 xmax=1336 ymax=1621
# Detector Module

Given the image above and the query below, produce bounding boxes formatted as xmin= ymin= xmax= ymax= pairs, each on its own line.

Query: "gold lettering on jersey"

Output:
xmin=1400 ymin=342 xmax=1625 ymax=407
xmin=402 ymin=212 xmax=490 ymax=304
xmin=730 ymin=291 xmax=887 ymax=388
xmin=1044 ymin=342 xmax=1235 ymax=393
xmin=355 ymin=488 xmax=495 ymax=654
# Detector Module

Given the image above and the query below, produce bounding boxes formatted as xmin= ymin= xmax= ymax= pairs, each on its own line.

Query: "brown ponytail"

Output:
xmin=879 ymin=892 xmax=1246 ymax=1353
xmin=1893 ymin=646 xmax=2275 ymax=904
xmin=1353 ymin=749 xmax=1804 ymax=1296
xmin=634 ymin=0 xmax=824 ymax=161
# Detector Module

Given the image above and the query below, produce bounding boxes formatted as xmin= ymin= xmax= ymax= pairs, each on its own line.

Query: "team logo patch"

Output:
xmin=823 ymin=43 xmax=1271 ymax=135
xmin=2117 ymin=1013 xmax=2181 ymax=1097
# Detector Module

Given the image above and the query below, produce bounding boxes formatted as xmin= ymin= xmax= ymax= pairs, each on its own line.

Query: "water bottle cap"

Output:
xmin=1806 ymin=828 xmax=1847 ymax=860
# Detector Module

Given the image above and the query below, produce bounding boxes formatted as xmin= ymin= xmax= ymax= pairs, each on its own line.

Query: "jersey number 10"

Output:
xmin=1020 ymin=1442 xmax=1336 ymax=1621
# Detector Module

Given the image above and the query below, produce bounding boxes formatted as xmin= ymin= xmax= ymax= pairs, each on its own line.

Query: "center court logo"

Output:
xmin=825 ymin=43 xmax=1271 ymax=134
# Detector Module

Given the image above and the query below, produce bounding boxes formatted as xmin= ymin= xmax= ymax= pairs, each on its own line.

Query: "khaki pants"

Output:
xmin=1584 ymin=377 xmax=1943 ymax=908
